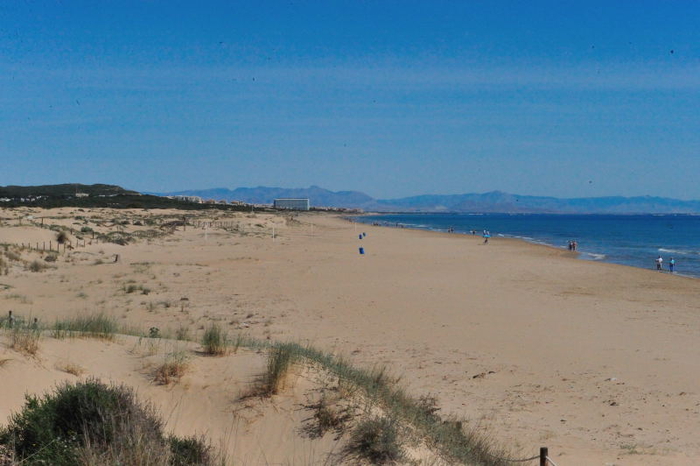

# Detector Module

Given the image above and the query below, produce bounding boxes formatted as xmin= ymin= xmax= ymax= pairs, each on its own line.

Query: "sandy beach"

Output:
xmin=1 ymin=208 xmax=699 ymax=465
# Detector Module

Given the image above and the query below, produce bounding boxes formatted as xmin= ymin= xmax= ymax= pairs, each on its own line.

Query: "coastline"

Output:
xmin=351 ymin=213 xmax=699 ymax=279
xmin=1 ymin=209 xmax=699 ymax=465
xmin=327 ymin=213 xmax=700 ymax=464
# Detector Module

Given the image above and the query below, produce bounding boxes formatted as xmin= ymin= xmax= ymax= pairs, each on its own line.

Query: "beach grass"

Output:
xmin=201 ymin=322 xmax=227 ymax=355
xmin=2 ymin=310 xmax=511 ymax=465
xmin=10 ymin=325 xmax=41 ymax=355
xmin=154 ymin=351 xmax=189 ymax=385
xmin=343 ymin=416 xmax=405 ymax=464
xmin=52 ymin=313 xmax=120 ymax=340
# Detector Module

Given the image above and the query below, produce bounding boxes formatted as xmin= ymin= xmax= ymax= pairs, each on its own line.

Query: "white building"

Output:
xmin=171 ymin=195 xmax=203 ymax=204
xmin=273 ymin=198 xmax=310 ymax=210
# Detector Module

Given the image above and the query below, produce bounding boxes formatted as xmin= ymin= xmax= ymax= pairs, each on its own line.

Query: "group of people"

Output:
xmin=567 ymin=240 xmax=578 ymax=251
xmin=655 ymin=256 xmax=676 ymax=273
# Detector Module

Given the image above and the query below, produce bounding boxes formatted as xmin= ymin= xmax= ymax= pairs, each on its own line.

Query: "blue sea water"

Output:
xmin=356 ymin=213 xmax=700 ymax=278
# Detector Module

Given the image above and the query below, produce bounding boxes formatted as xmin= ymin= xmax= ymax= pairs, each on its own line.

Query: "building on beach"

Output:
xmin=273 ymin=198 xmax=310 ymax=210
xmin=170 ymin=195 xmax=203 ymax=204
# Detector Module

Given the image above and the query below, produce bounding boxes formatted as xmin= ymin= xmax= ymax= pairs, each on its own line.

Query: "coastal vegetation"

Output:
xmin=0 ymin=310 xmax=512 ymax=465
xmin=0 ymin=379 xmax=216 ymax=465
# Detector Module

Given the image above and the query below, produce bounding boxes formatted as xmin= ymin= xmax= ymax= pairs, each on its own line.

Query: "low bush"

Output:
xmin=123 ymin=283 xmax=150 ymax=295
xmin=0 ymin=379 xmax=217 ymax=465
xmin=168 ymin=435 xmax=214 ymax=466
xmin=27 ymin=260 xmax=48 ymax=273
xmin=55 ymin=230 xmax=68 ymax=244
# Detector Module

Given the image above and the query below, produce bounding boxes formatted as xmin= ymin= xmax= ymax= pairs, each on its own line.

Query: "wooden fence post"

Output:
xmin=540 ymin=447 xmax=548 ymax=466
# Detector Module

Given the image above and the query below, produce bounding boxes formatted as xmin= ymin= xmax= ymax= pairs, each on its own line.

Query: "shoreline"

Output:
xmin=350 ymin=213 xmax=698 ymax=280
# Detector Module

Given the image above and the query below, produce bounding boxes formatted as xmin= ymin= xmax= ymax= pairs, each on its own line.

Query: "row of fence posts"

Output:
xmin=18 ymin=239 xmax=93 ymax=253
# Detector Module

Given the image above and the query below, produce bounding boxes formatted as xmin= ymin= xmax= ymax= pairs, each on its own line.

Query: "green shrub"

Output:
xmin=0 ymin=379 xmax=161 ymax=464
xmin=0 ymin=379 xmax=216 ymax=465
xmin=27 ymin=260 xmax=47 ymax=273
xmin=55 ymin=230 xmax=68 ymax=244
xmin=168 ymin=435 xmax=214 ymax=466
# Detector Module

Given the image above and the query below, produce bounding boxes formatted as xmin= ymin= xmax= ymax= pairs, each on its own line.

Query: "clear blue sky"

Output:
xmin=1 ymin=1 xmax=699 ymax=199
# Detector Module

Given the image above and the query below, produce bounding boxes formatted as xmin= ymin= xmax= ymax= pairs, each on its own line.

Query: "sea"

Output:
xmin=355 ymin=213 xmax=700 ymax=278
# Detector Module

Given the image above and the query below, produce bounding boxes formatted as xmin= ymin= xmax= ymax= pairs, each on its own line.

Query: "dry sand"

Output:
xmin=1 ymin=208 xmax=699 ymax=465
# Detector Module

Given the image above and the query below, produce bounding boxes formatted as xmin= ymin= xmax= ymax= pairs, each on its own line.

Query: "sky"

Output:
xmin=1 ymin=1 xmax=699 ymax=200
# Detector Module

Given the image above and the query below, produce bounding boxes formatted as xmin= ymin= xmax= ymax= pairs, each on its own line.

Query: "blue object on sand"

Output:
xmin=359 ymin=234 xmax=363 ymax=240
xmin=359 ymin=247 xmax=365 ymax=255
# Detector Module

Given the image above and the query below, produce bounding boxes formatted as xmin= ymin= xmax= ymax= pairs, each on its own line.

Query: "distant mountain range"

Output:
xmin=159 ymin=186 xmax=700 ymax=214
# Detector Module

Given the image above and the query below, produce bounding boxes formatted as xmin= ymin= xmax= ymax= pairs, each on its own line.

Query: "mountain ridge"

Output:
xmin=158 ymin=186 xmax=700 ymax=214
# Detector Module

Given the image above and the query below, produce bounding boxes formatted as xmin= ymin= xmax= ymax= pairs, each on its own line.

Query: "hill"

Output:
xmin=0 ymin=184 xmax=255 ymax=211
xmin=0 ymin=183 xmax=136 ymax=198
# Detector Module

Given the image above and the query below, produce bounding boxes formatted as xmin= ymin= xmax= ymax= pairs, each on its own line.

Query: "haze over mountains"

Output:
xmin=161 ymin=186 xmax=700 ymax=214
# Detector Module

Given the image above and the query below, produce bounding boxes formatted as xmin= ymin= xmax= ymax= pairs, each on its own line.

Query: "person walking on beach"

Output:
xmin=483 ymin=230 xmax=490 ymax=244
xmin=669 ymin=257 xmax=675 ymax=273
xmin=656 ymin=255 xmax=663 ymax=271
